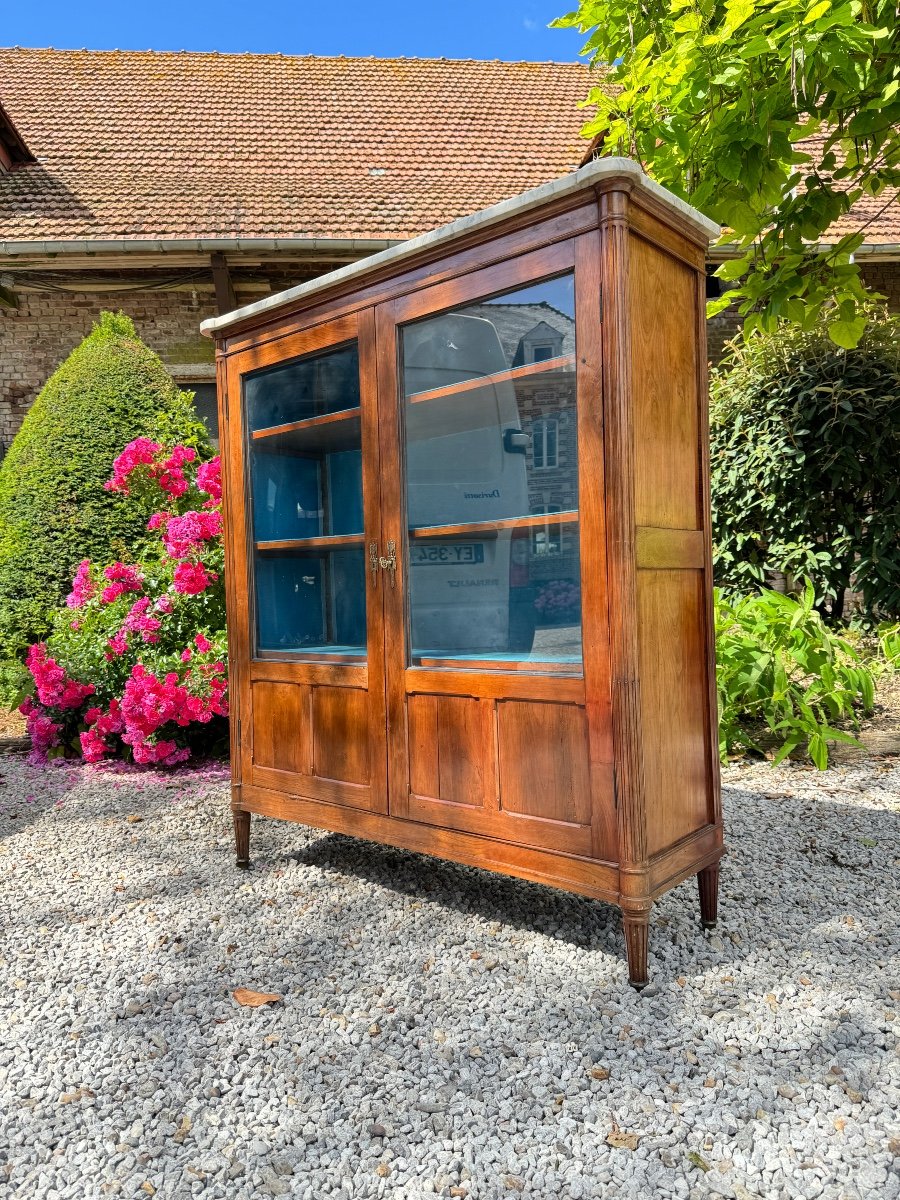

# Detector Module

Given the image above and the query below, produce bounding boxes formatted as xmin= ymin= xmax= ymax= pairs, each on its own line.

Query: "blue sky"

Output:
xmin=5 ymin=0 xmax=588 ymax=62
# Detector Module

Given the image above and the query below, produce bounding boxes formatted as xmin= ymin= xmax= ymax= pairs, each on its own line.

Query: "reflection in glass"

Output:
xmin=401 ymin=273 xmax=582 ymax=670
xmin=245 ymin=343 xmax=360 ymax=431
xmin=255 ymin=549 xmax=366 ymax=657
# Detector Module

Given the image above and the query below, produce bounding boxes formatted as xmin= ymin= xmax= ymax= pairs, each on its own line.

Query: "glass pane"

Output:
xmin=245 ymin=342 xmax=360 ymax=431
xmin=244 ymin=340 xmax=366 ymax=659
xmin=401 ymin=273 xmax=581 ymax=671
xmin=254 ymin=549 xmax=366 ymax=658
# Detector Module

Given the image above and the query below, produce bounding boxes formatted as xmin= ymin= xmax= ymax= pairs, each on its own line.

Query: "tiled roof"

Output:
xmin=0 ymin=48 xmax=593 ymax=243
xmin=793 ymin=133 xmax=900 ymax=248
xmin=0 ymin=48 xmax=895 ymax=249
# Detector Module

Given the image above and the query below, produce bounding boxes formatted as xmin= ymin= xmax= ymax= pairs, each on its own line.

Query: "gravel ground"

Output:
xmin=0 ymin=754 xmax=897 ymax=1200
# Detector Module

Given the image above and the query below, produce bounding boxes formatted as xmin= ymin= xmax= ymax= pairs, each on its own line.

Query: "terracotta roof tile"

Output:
xmin=0 ymin=48 xmax=593 ymax=243
xmin=0 ymin=48 xmax=894 ymax=249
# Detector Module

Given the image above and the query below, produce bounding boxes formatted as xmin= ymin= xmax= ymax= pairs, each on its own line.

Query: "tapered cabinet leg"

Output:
xmin=698 ymin=863 xmax=720 ymax=929
xmin=233 ymin=809 xmax=251 ymax=869
xmin=622 ymin=905 xmax=652 ymax=990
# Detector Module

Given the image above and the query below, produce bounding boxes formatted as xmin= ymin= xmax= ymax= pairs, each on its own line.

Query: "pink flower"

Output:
xmin=121 ymin=597 xmax=161 ymax=644
xmin=65 ymin=560 xmax=94 ymax=608
xmin=155 ymin=595 xmax=174 ymax=615
xmin=84 ymin=707 xmax=102 ymax=726
xmin=100 ymin=563 xmax=144 ymax=604
xmin=107 ymin=632 xmax=128 ymax=656
xmin=196 ymin=456 xmax=222 ymax=503
xmin=181 ymin=647 xmax=192 ymax=663
xmin=105 ymin=438 xmax=163 ymax=494
xmin=24 ymin=644 xmax=91 ymax=710
xmin=80 ymin=727 xmax=110 ymax=763
xmin=23 ymin=705 xmax=61 ymax=764
xmin=194 ymin=633 xmax=212 ymax=653
xmin=173 ymin=562 xmax=215 ymax=595
xmin=162 ymin=510 xmax=222 ymax=560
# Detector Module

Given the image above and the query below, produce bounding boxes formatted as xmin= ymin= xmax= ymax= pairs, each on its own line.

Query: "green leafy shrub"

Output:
xmin=710 ymin=309 xmax=900 ymax=623
xmin=0 ymin=313 xmax=208 ymax=690
xmin=715 ymin=585 xmax=875 ymax=770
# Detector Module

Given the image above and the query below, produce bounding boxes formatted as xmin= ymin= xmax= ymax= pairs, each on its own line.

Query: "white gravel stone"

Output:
xmin=0 ymin=753 xmax=897 ymax=1198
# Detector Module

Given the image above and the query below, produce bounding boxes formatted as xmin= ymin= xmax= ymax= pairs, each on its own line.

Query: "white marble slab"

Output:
xmin=201 ymin=157 xmax=720 ymax=337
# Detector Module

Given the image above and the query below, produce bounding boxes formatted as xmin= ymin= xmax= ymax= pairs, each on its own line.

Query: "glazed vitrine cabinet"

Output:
xmin=202 ymin=158 xmax=723 ymax=987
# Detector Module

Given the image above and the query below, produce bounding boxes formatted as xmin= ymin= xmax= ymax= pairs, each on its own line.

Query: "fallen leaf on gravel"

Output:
xmin=172 ymin=1115 xmax=192 ymax=1144
xmin=449 ymin=1189 xmax=468 ymax=1198
xmin=590 ymin=1066 xmax=610 ymax=1080
xmin=606 ymin=1127 xmax=640 ymax=1151
xmin=887 ymin=1137 xmax=900 ymax=1156
xmin=126 ymin=815 xmax=144 ymax=824
xmin=59 ymin=1087 xmax=94 ymax=1104
xmin=687 ymin=1151 xmax=711 ymax=1172
xmin=233 ymin=988 xmax=282 ymax=1007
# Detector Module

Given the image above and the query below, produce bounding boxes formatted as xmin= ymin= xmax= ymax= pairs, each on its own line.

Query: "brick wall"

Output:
xmin=2 ymin=261 xmax=899 ymax=450
xmin=0 ymin=287 xmax=221 ymax=452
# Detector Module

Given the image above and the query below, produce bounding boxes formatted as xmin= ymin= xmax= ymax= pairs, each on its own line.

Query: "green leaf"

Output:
xmin=828 ymin=316 xmax=867 ymax=348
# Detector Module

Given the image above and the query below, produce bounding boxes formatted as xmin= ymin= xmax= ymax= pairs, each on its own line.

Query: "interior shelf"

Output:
xmin=251 ymin=407 xmax=361 ymax=453
xmin=409 ymin=510 xmax=577 ymax=539
xmin=256 ymin=533 xmax=364 ymax=552
xmin=406 ymin=353 xmax=575 ymax=405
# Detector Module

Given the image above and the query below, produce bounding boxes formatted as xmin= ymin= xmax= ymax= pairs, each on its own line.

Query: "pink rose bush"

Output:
xmin=21 ymin=440 xmax=228 ymax=766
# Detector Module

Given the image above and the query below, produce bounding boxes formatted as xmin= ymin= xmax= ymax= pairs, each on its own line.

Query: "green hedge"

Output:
xmin=0 ymin=312 xmax=208 ymax=689
xmin=711 ymin=307 xmax=900 ymax=623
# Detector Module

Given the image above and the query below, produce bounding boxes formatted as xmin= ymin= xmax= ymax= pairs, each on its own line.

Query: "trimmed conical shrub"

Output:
xmin=0 ymin=312 xmax=209 ymax=690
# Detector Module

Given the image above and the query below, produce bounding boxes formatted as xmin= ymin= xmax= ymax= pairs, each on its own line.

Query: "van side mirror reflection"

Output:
xmin=503 ymin=427 xmax=530 ymax=454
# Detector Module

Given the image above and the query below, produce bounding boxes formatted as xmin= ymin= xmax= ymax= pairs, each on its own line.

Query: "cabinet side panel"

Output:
xmin=638 ymin=570 xmax=711 ymax=855
xmin=628 ymin=236 xmax=700 ymax=530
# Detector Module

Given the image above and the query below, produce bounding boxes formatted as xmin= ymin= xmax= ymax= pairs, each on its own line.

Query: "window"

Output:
xmin=532 ymin=502 xmax=563 ymax=555
xmin=532 ymin=417 xmax=558 ymax=470
xmin=531 ymin=344 xmax=556 ymax=363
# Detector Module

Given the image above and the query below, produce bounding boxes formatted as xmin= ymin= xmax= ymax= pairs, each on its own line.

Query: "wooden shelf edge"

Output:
xmin=256 ymin=533 xmax=364 ymax=551
xmin=410 ymin=510 xmax=578 ymax=539
xmin=407 ymin=353 xmax=575 ymax=406
xmin=251 ymin=406 xmax=361 ymax=441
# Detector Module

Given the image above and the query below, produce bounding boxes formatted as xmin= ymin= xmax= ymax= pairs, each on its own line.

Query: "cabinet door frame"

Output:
xmin=374 ymin=238 xmax=616 ymax=859
xmin=224 ymin=307 xmax=389 ymax=813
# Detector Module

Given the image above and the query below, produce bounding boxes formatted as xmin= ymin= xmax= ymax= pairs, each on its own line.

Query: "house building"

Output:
xmin=0 ymin=46 xmax=897 ymax=454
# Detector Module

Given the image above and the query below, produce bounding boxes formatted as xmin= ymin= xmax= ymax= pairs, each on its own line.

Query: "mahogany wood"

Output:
xmin=214 ymin=168 xmax=723 ymax=986
xmin=698 ymin=863 xmax=720 ymax=929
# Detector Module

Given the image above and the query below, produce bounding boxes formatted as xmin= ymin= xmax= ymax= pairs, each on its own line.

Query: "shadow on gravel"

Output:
xmin=293 ymin=832 xmax=624 ymax=952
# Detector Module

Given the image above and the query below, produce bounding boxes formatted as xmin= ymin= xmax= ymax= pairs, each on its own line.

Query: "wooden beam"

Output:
xmin=210 ymin=252 xmax=237 ymax=314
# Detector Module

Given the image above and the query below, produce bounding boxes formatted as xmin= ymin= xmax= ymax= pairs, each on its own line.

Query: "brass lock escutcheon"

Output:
xmin=369 ymin=541 xmax=379 ymax=586
xmin=378 ymin=540 xmax=397 ymax=588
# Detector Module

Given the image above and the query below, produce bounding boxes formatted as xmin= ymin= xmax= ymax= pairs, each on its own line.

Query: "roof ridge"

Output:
xmin=0 ymin=46 xmax=588 ymax=67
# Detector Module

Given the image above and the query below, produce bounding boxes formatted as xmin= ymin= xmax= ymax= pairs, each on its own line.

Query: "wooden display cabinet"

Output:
xmin=202 ymin=158 xmax=722 ymax=987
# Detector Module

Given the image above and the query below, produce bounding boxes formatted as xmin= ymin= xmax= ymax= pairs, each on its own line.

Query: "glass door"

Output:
xmin=227 ymin=311 xmax=388 ymax=813
xmin=377 ymin=242 xmax=615 ymax=860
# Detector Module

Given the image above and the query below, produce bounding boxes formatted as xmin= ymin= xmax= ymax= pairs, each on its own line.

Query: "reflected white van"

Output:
xmin=403 ymin=312 xmax=535 ymax=658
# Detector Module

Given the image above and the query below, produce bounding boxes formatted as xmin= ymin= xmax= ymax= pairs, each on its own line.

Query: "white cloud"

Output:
xmin=523 ymin=16 xmax=539 ymax=30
